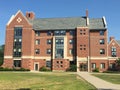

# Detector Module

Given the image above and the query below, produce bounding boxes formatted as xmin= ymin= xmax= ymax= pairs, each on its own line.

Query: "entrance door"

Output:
xmin=80 ymin=63 xmax=88 ymax=71
xmin=34 ymin=63 xmax=39 ymax=71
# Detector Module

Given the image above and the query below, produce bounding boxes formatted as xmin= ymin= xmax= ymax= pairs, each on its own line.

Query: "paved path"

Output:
xmin=77 ymin=72 xmax=120 ymax=90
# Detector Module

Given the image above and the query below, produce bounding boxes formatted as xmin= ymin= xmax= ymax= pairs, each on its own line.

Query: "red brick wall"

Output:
xmin=52 ymin=59 xmax=69 ymax=71
xmin=35 ymin=31 xmax=52 ymax=57
xmin=90 ymin=60 xmax=109 ymax=72
xmin=76 ymin=28 xmax=89 ymax=57
xmin=90 ymin=30 xmax=107 ymax=57
xmin=2 ymin=59 xmax=13 ymax=68
xmin=4 ymin=28 xmax=14 ymax=56
xmin=33 ymin=59 xmax=46 ymax=70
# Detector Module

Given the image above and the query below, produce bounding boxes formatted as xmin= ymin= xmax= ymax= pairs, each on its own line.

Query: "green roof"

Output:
xmin=28 ymin=17 xmax=106 ymax=30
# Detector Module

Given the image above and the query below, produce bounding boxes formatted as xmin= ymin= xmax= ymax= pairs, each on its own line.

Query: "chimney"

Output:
xmin=26 ymin=12 xmax=35 ymax=20
xmin=110 ymin=36 xmax=115 ymax=41
xmin=86 ymin=9 xmax=89 ymax=26
xmin=86 ymin=9 xmax=88 ymax=17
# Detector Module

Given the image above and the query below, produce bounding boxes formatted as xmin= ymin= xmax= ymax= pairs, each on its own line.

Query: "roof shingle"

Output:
xmin=28 ymin=17 xmax=106 ymax=30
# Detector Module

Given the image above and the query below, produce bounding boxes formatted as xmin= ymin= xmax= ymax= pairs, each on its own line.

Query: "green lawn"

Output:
xmin=92 ymin=74 xmax=120 ymax=84
xmin=0 ymin=72 xmax=96 ymax=90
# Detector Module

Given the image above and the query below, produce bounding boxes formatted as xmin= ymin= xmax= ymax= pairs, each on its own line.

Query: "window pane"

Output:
xmin=35 ymin=31 xmax=40 ymax=36
xmin=100 ymin=39 xmax=104 ymax=44
xmin=69 ymin=39 xmax=73 ymax=44
xmin=35 ymin=49 xmax=40 ymax=54
xmin=35 ymin=39 xmax=40 ymax=45
xmin=100 ymin=30 xmax=104 ymax=35
xmin=70 ymin=30 xmax=75 ymax=35
xmin=100 ymin=63 xmax=105 ymax=69
xmin=92 ymin=63 xmax=96 ymax=69
xmin=46 ymin=61 xmax=51 ymax=68
xmin=14 ymin=60 xmax=21 ymax=67
xmin=47 ymin=49 xmax=51 ymax=54
xmin=100 ymin=49 xmax=105 ymax=54
xmin=47 ymin=31 xmax=51 ymax=36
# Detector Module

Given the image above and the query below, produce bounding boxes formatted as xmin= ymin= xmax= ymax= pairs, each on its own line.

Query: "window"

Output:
xmin=55 ymin=49 xmax=64 ymax=58
xmin=60 ymin=61 xmax=63 ymax=64
xmin=46 ymin=61 xmax=51 ymax=68
xmin=70 ymin=30 xmax=75 ymax=35
xmin=100 ymin=63 xmax=105 ymax=69
xmin=55 ymin=38 xmax=64 ymax=44
xmin=100 ymin=30 xmax=104 ymax=35
xmin=47 ymin=49 xmax=51 ymax=54
xmin=80 ymin=48 xmax=82 ymax=50
xmin=13 ymin=27 xmax=22 ymax=57
xmin=100 ymin=39 xmax=104 ymax=44
xmin=35 ymin=39 xmax=40 ymax=45
xmin=14 ymin=27 xmax=22 ymax=36
xmin=35 ymin=49 xmax=40 ymax=54
xmin=47 ymin=31 xmax=51 ymax=36
xmin=80 ymin=29 xmax=86 ymax=35
xmin=47 ymin=39 xmax=51 ymax=44
xmin=109 ymin=63 xmax=115 ymax=69
xmin=55 ymin=37 xmax=64 ymax=58
xmin=100 ymin=49 xmax=105 ymax=54
xmin=69 ymin=39 xmax=73 ymax=44
xmin=69 ymin=49 xmax=73 ymax=55
xmin=13 ymin=52 xmax=21 ymax=57
xmin=35 ymin=31 xmax=40 ymax=36
xmin=92 ymin=63 xmax=96 ymax=69
xmin=14 ymin=60 xmax=21 ymax=67
xmin=54 ymin=30 xmax=66 ymax=36
xmin=111 ymin=46 xmax=116 ymax=57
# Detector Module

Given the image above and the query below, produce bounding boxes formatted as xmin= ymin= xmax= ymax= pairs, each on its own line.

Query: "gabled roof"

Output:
xmin=28 ymin=17 xmax=106 ymax=30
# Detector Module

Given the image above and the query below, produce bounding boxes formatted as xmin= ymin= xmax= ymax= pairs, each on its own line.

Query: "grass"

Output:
xmin=92 ymin=73 xmax=120 ymax=84
xmin=0 ymin=72 xmax=96 ymax=90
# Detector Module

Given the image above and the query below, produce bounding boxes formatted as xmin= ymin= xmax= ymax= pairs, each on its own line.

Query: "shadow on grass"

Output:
xmin=17 ymin=88 xmax=45 ymax=90
xmin=17 ymin=88 xmax=31 ymax=90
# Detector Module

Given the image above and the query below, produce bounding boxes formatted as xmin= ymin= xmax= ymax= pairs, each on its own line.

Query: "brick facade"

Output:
xmin=3 ymin=10 xmax=120 ymax=72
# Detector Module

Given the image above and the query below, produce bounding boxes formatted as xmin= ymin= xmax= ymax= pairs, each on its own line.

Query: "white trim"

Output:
xmin=22 ymin=56 xmax=34 ymax=59
xmin=102 ymin=16 xmax=107 ymax=28
xmin=90 ymin=57 xmax=108 ymax=60
xmin=86 ymin=17 xmax=89 ymax=26
xmin=53 ymin=37 xmax=55 ymax=59
xmin=77 ymin=57 xmax=88 ymax=61
xmin=4 ymin=56 xmax=12 ymax=59
xmin=7 ymin=10 xmax=32 ymax=26
xmin=64 ymin=36 xmax=67 ymax=59
xmin=34 ymin=57 xmax=51 ymax=59
xmin=7 ymin=15 xmax=15 ymax=25
xmin=108 ymin=39 xmax=120 ymax=47
xmin=13 ymin=58 xmax=21 ymax=60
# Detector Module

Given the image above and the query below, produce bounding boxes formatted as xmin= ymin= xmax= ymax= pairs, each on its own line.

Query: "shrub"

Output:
xmin=93 ymin=68 xmax=99 ymax=72
xmin=39 ymin=66 xmax=51 ymax=71
xmin=66 ymin=65 xmax=77 ymax=72
xmin=0 ymin=67 xmax=30 ymax=71
xmin=103 ymin=70 xmax=120 ymax=73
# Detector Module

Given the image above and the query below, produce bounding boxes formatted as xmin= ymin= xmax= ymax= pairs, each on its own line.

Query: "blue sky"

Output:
xmin=0 ymin=0 xmax=120 ymax=45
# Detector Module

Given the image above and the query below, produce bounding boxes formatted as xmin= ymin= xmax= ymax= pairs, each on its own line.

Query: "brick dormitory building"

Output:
xmin=2 ymin=10 xmax=120 ymax=72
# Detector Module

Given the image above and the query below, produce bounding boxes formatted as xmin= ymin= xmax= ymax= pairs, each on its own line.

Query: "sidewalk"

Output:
xmin=77 ymin=72 xmax=120 ymax=90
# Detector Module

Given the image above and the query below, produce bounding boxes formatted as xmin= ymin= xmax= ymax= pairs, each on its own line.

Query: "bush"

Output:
xmin=0 ymin=67 xmax=30 ymax=71
xmin=66 ymin=65 xmax=77 ymax=72
xmin=39 ymin=66 xmax=51 ymax=72
xmin=93 ymin=68 xmax=99 ymax=72
xmin=103 ymin=70 xmax=120 ymax=73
